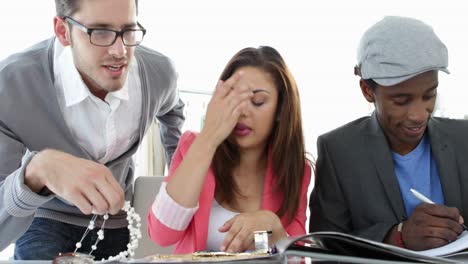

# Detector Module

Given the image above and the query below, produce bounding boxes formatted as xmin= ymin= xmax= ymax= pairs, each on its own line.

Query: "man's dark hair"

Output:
xmin=364 ymin=78 xmax=378 ymax=90
xmin=55 ymin=0 xmax=139 ymax=17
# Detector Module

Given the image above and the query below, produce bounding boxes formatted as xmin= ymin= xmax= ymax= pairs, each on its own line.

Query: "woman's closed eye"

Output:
xmin=252 ymin=97 xmax=265 ymax=106
xmin=251 ymin=89 xmax=269 ymax=106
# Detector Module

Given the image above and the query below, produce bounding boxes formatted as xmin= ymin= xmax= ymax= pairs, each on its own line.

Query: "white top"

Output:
xmin=53 ymin=39 xmax=142 ymax=163
xmin=206 ymin=199 xmax=239 ymax=251
xmin=152 ymin=183 xmax=239 ymax=251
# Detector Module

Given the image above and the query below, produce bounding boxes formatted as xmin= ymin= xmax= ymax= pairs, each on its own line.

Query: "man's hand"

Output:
xmin=402 ymin=203 xmax=464 ymax=250
xmin=25 ymin=149 xmax=125 ymax=215
xmin=218 ymin=210 xmax=287 ymax=253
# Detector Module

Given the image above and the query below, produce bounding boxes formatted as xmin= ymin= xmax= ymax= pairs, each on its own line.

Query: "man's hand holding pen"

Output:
xmin=402 ymin=203 xmax=464 ymax=251
xmin=395 ymin=189 xmax=466 ymax=251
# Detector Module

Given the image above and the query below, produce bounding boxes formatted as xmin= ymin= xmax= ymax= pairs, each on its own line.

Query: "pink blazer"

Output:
xmin=148 ymin=131 xmax=312 ymax=254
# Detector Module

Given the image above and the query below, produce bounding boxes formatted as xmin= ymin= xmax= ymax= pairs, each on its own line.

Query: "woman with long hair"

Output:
xmin=148 ymin=46 xmax=311 ymax=253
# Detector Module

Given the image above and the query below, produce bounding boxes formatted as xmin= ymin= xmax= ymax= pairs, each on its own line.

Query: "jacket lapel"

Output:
xmin=366 ymin=113 xmax=407 ymax=220
xmin=428 ymin=118 xmax=462 ymax=209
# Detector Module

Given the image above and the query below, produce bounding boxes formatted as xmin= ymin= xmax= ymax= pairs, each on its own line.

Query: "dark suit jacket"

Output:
xmin=309 ymin=112 xmax=468 ymax=242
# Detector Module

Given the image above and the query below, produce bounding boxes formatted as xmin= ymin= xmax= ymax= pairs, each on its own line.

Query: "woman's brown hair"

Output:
xmin=212 ymin=46 xmax=306 ymax=223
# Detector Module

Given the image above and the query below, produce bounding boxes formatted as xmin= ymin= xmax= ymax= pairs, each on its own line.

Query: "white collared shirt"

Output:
xmin=53 ymin=39 xmax=142 ymax=163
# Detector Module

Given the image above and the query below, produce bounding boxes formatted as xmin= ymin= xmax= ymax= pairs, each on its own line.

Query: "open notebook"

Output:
xmin=100 ymin=231 xmax=468 ymax=263
xmin=275 ymin=231 xmax=468 ymax=263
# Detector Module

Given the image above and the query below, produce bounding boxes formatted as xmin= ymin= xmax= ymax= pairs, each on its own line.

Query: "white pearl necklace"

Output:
xmin=74 ymin=201 xmax=142 ymax=262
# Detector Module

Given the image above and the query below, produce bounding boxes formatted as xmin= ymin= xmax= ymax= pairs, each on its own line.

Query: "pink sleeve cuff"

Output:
xmin=151 ymin=182 xmax=198 ymax=231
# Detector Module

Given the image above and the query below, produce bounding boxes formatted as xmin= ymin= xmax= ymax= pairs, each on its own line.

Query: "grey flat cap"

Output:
xmin=357 ymin=16 xmax=449 ymax=86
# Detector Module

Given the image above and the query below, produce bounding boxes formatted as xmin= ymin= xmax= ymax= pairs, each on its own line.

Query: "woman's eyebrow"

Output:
xmin=252 ymin=89 xmax=270 ymax=94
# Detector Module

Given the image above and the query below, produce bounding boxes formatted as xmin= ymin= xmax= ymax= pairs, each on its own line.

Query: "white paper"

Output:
xmin=418 ymin=231 xmax=468 ymax=257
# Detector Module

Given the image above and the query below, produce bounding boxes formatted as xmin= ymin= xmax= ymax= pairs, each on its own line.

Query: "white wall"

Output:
xmin=1 ymin=0 xmax=467 ymax=156
xmin=138 ymin=0 xmax=468 ymax=155
xmin=1 ymin=0 xmax=468 ymax=259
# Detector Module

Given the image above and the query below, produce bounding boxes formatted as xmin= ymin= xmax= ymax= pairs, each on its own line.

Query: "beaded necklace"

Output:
xmin=73 ymin=201 xmax=142 ymax=262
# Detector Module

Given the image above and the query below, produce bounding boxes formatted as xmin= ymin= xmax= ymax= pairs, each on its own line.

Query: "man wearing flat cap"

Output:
xmin=309 ymin=16 xmax=468 ymax=251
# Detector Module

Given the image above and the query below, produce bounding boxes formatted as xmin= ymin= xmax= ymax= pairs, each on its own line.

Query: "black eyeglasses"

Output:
xmin=64 ymin=16 xmax=146 ymax=47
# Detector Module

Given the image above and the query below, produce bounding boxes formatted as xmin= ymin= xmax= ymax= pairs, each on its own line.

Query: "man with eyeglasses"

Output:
xmin=0 ymin=0 xmax=184 ymax=260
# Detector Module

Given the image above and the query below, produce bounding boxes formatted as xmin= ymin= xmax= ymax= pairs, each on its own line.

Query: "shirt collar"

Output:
xmin=108 ymin=79 xmax=129 ymax=101
xmin=392 ymin=133 xmax=428 ymax=159
xmin=54 ymin=39 xmax=130 ymax=107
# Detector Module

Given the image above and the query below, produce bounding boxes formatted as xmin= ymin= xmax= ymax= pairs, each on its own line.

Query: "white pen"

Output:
xmin=410 ymin=188 xmax=468 ymax=231
xmin=410 ymin=188 xmax=434 ymax=204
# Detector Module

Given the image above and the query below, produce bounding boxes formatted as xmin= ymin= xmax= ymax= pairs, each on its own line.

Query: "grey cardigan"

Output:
xmin=0 ymin=38 xmax=185 ymax=250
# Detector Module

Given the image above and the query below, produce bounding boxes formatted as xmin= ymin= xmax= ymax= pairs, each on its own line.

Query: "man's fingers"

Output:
xmin=421 ymin=236 xmax=451 ymax=249
xmin=97 ymin=180 xmax=124 ymax=214
xmin=416 ymin=204 xmax=463 ymax=234
xmin=104 ymin=169 xmax=123 ymax=195
xmin=406 ymin=205 xmax=465 ymax=251
xmin=34 ymin=150 xmax=127 ymax=215
xmin=424 ymin=225 xmax=460 ymax=242
xmin=438 ymin=218 xmax=464 ymax=235
xmin=72 ymin=194 xmax=94 ymax=215
xmin=420 ymin=204 xmax=460 ymax=221
xmin=84 ymin=186 xmax=109 ymax=215
xmin=101 ymin=172 xmax=125 ymax=214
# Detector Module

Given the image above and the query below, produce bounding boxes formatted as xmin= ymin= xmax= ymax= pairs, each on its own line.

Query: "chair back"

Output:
xmin=132 ymin=176 xmax=174 ymax=257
